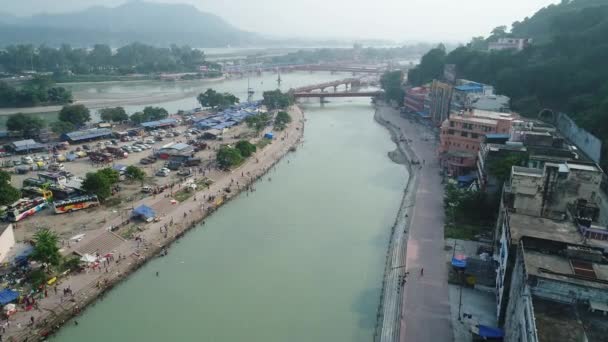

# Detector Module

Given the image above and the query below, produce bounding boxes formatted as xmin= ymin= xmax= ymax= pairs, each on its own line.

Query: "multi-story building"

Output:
xmin=403 ymin=86 xmax=430 ymax=116
xmin=451 ymin=80 xmax=495 ymax=112
xmin=494 ymin=161 xmax=604 ymax=323
xmin=429 ymin=80 xmax=453 ymax=126
xmin=504 ymin=236 xmax=608 ymax=342
xmin=488 ymin=38 xmax=532 ymax=51
xmin=439 ymin=109 xmax=518 ymax=176
xmin=468 ymin=94 xmax=510 ymax=112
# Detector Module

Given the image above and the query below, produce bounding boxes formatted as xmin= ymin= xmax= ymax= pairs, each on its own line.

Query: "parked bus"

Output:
xmin=5 ymin=197 xmax=48 ymax=222
xmin=38 ymin=172 xmax=67 ymax=186
xmin=53 ymin=195 xmax=100 ymax=214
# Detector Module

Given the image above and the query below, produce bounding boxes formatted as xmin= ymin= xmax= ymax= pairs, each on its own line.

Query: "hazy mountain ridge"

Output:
xmin=0 ymin=1 xmax=257 ymax=47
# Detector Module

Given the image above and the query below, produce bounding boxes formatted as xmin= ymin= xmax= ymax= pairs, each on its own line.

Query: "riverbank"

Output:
xmin=372 ymin=104 xmax=422 ymax=342
xmin=4 ymin=106 xmax=305 ymax=341
xmin=0 ymin=76 xmax=225 ymax=116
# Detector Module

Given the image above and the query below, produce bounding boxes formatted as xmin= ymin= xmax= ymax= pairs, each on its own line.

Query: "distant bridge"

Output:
xmin=223 ymin=63 xmax=388 ymax=75
xmin=293 ymin=91 xmax=383 ymax=98
xmin=291 ymin=77 xmax=383 ymax=102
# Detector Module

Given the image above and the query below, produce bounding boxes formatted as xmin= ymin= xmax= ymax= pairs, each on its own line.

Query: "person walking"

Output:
xmin=420 ymin=267 xmax=424 ymax=276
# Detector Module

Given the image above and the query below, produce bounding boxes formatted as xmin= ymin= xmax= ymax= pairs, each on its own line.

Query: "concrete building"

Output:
xmin=0 ymin=224 xmax=15 ymax=263
xmin=488 ymin=38 xmax=532 ymax=51
xmin=403 ymin=86 xmax=430 ymax=116
xmin=439 ymin=109 xmax=518 ymax=176
xmin=468 ymin=94 xmax=510 ymax=113
xmin=494 ymin=160 xmax=604 ymax=322
xmin=504 ymin=236 xmax=608 ymax=342
xmin=429 ymin=80 xmax=453 ymax=126
xmin=451 ymin=80 xmax=495 ymax=113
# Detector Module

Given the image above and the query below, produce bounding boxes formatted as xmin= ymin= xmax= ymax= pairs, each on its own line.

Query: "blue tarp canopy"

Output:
xmin=452 ymin=257 xmax=467 ymax=268
xmin=132 ymin=205 xmax=156 ymax=220
xmin=485 ymin=133 xmax=510 ymax=139
xmin=264 ymin=132 xmax=274 ymax=139
xmin=477 ymin=325 xmax=504 ymax=338
xmin=0 ymin=289 xmax=19 ymax=305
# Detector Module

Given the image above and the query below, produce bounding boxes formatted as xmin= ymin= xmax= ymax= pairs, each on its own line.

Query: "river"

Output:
xmin=44 ymin=74 xmax=407 ymax=342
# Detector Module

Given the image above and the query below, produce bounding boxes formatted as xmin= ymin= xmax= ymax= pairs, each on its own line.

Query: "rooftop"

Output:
xmin=523 ymin=248 xmax=608 ymax=291
xmin=508 ymin=213 xmax=583 ymax=245
xmin=473 ymin=109 xmax=517 ymax=121
xmin=532 ymin=298 xmax=588 ymax=342
xmin=512 ymin=166 xmax=543 ymax=177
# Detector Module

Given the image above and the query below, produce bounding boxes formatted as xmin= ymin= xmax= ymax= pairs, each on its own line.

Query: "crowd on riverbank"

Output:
xmin=2 ymin=106 xmax=306 ymax=341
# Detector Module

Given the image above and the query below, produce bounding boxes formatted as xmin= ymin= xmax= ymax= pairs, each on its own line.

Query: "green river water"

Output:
xmin=45 ymin=74 xmax=407 ymax=342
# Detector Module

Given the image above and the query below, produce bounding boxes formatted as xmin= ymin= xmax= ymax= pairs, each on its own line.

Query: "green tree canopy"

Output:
xmin=262 ymin=90 xmax=293 ymax=110
xmin=274 ymin=111 xmax=292 ymax=131
xmin=235 ymin=140 xmax=257 ymax=158
xmin=216 ymin=145 xmax=244 ymax=169
xmin=142 ymin=106 xmax=169 ymax=121
xmin=245 ymin=113 xmax=271 ymax=135
xmin=99 ymin=107 xmax=128 ymax=122
xmin=59 ymin=104 xmax=90 ymax=127
xmin=31 ymin=229 xmax=61 ymax=267
xmin=82 ymin=171 xmax=112 ymax=201
xmin=0 ymin=170 xmax=20 ymax=206
xmin=98 ymin=168 xmax=120 ymax=185
xmin=125 ymin=165 xmax=146 ymax=184
xmin=6 ymin=113 xmax=45 ymax=137
xmin=197 ymin=89 xmax=239 ymax=110
xmin=50 ymin=121 xmax=75 ymax=135
xmin=406 ymin=45 xmax=446 ymax=86
xmin=380 ymin=70 xmax=405 ymax=104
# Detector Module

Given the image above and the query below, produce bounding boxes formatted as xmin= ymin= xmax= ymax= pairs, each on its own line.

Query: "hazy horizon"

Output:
xmin=1 ymin=0 xmax=559 ymax=43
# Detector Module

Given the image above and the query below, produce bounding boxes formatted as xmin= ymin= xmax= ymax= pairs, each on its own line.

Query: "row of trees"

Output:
xmin=0 ymin=43 xmax=217 ymax=75
xmin=6 ymin=104 xmax=170 ymax=137
xmin=216 ymin=140 xmax=257 ymax=169
xmin=262 ymin=90 xmax=293 ymax=111
xmin=0 ymin=76 xmax=72 ymax=108
xmin=380 ymin=70 xmax=405 ymax=105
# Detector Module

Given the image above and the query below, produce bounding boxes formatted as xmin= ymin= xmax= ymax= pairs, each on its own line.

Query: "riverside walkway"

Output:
xmin=376 ymin=105 xmax=453 ymax=342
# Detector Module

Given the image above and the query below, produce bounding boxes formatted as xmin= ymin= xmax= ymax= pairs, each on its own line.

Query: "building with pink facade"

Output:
xmin=439 ymin=109 xmax=518 ymax=176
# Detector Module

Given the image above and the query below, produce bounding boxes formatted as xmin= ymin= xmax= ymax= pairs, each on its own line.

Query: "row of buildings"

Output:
xmin=409 ymin=75 xmax=608 ymax=339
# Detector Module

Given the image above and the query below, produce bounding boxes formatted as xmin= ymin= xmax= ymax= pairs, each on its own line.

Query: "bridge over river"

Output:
xmin=291 ymin=77 xmax=383 ymax=102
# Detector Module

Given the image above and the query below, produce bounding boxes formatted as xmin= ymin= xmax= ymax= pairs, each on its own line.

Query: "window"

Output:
xmin=471 ymin=133 xmax=479 ymax=139
xmin=448 ymin=129 xmax=455 ymax=135
xmin=461 ymin=132 xmax=468 ymax=137
xmin=450 ymin=121 xmax=455 ymax=127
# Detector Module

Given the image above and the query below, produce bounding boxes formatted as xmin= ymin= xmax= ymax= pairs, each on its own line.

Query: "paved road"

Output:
xmin=381 ymin=107 xmax=453 ymax=342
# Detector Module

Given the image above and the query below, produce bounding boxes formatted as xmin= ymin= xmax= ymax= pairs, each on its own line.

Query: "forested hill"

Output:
xmin=0 ymin=1 xmax=256 ymax=47
xmin=407 ymin=0 xmax=608 ymax=167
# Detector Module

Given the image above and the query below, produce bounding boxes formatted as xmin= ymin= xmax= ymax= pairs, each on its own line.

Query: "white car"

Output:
xmin=21 ymin=156 xmax=34 ymax=164
xmin=132 ymin=147 xmax=142 ymax=153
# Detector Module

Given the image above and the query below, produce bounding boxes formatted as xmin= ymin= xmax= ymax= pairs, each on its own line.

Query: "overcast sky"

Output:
xmin=2 ymin=0 xmax=559 ymax=42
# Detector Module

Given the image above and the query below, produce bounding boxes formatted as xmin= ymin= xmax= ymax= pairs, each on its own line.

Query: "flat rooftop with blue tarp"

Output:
xmin=140 ymin=118 xmax=178 ymax=129
xmin=62 ymin=128 xmax=113 ymax=143
xmin=132 ymin=205 xmax=156 ymax=221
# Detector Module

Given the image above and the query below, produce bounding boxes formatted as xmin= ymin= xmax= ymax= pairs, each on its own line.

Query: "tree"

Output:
xmin=245 ymin=113 xmax=271 ymax=135
xmin=380 ymin=70 xmax=405 ymax=104
xmin=31 ymin=229 xmax=61 ymax=267
xmin=0 ymin=170 xmax=20 ymax=206
xmin=274 ymin=111 xmax=292 ymax=130
xmin=235 ymin=140 xmax=256 ymax=158
xmin=82 ymin=172 xmax=112 ymax=201
xmin=262 ymin=90 xmax=293 ymax=110
xmin=125 ymin=165 xmax=146 ymax=185
xmin=130 ymin=112 xmax=145 ymax=124
xmin=142 ymin=106 xmax=169 ymax=121
xmin=59 ymin=104 xmax=90 ymax=127
xmin=50 ymin=121 xmax=75 ymax=135
xmin=98 ymin=168 xmax=120 ymax=185
xmin=216 ymin=145 xmax=244 ymax=169
xmin=6 ymin=113 xmax=45 ymax=137
xmin=406 ymin=46 xmax=446 ymax=86
xmin=197 ymin=89 xmax=239 ymax=109
xmin=99 ymin=107 xmax=128 ymax=122
xmin=487 ymin=153 xmax=528 ymax=185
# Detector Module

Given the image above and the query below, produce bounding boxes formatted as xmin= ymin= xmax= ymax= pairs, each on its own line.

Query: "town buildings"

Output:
xmin=439 ymin=109 xmax=518 ymax=176
xmin=403 ymin=86 xmax=430 ymax=117
xmin=429 ymin=80 xmax=453 ymax=126
xmin=488 ymin=38 xmax=532 ymax=51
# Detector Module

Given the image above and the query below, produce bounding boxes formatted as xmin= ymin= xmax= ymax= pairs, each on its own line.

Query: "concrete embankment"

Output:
xmin=9 ymin=106 xmax=305 ymax=342
xmin=372 ymin=105 xmax=421 ymax=342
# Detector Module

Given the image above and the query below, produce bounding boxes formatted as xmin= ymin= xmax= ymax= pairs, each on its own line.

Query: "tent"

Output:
xmin=264 ymin=132 xmax=274 ymax=139
xmin=472 ymin=324 xmax=504 ymax=340
xmin=80 ymin=254 xmax=97 ymax=263
xmin=0 ymin=289 xmax=19 ymax=305
xmin=133 ymin=205 xmax=156 ymax=221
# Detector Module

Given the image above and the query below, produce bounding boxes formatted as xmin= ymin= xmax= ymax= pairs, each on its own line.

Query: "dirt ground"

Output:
xmin=4 ymin=117 xmax=265 ymax=242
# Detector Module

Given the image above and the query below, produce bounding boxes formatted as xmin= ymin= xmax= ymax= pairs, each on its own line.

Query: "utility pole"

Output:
xmin=277 ymin=70 xmax=282 ymax=89
xmin=247 ymin=77 xmax=254 ymax=103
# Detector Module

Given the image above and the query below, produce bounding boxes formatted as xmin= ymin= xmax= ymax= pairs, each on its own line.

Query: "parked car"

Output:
xmin=156 ymin=168 xmax=170 ymax=177
xmin=21 ymin=156 xmax=34 ymax=164
xmin=140 ymin=158 xmax=151 ymax=165
xmin=132 ymin=147 xmax=143 ymax=153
